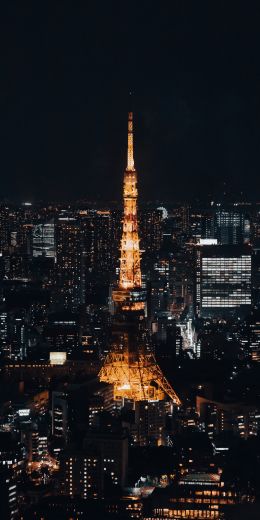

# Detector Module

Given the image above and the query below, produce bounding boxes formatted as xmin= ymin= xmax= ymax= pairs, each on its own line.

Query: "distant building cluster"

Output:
xmin=0 ymin=199 xmax=259 ymax=519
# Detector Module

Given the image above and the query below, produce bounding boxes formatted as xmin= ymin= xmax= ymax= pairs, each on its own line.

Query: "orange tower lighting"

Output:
xmin=99 ymin=112 xmax=181 ymax=405
xmin=112 ymin=111 xmax=144 ymax=311
xmin=119 ymin=112 xmax=142 ymax=291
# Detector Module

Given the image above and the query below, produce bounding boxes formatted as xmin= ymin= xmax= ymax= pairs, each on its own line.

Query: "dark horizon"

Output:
xmin=1 ymin=3 xmax=260 ymax=202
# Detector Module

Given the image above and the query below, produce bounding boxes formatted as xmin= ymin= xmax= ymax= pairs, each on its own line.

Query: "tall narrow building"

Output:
xmin=99 ymin=112 xmax=180 ymax=404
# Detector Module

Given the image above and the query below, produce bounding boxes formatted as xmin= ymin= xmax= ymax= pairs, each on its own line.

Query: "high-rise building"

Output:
xmin=214 ymin=209 xmax=246 ymax=245
xmin=81 ymin=210 xmax=120 ymax=274
xmin=0 ymin=206 xmax=31 ymax=254
xmin=84 ymin=428 xmax=128 ymax=488
xmin=55 ymin=218 xmax=83 ymax=310
xmin=60 ymin=448 xmax=102 ymax=499
xmin=196 ymin=245 xmax=252 ymax=318
xmin=247 ymin=311 xmax=260 ymax=362
xmin=32 ymin=221 xmax=55 ymax=258
xmin=0 ymin=468 xmax=18 ymax=520
xmin=80 ymin=209 xmax=121 ymax=304
xmin=252 ymin=242 xmax=260 ymax=309
xmin=52 ymin=391 xmax=69 ymax=445
xmin=44 ymin=311 xmax=80 ymax=358
xmin=0 ymin=432 xmax=25 ymax=479
xmin=0 ymin=206 xmax=11 ymax=252
xmin=139 ymin=208 xmax=164 ymax=253
xmin=148 ymin=255 xmax=173 ymax=319
xmin=28 ymin=428 xmax=40 ymax=462
xmin=152 ymin=314 xmax=183 ymax=361
xmin=196 ymin=395 xmax=260 ymax=440
xmin=134 ymin=400 xmax=172 ymax=446
xmin=99 ymin=111 xmax=180 ymax=404
xmin=0 ymin=310 xmax=9 ymax=358
xmin=59 ymin=424 xmax=128 ymax=499
xmin=9 ymin=310 xmax=28 ymax=360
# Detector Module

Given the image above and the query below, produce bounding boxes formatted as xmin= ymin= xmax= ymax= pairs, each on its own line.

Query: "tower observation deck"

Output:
xmin=99 ymin=112 xmax=180 ymax=404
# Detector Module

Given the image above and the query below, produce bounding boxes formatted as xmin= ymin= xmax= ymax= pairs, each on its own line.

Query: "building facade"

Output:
xmin=196 ymin=245 xmax=251 ymax=318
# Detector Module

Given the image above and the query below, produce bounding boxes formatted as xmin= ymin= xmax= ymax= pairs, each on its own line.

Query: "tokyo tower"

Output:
xmin=99 ymin=111 xmax=180 ymax=404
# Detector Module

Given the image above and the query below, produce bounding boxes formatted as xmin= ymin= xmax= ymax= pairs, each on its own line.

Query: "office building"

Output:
xmin=44 ymin=312 xmax=80 ymax=358
xmin=139 ymin=208 xmax=164 ymax=253
xmin=0 ymin=468 xmax=18 ymax=520
xmin=55 ymin=218 xmax=83 ymax=310
xmin=196 ymin=395 xmax=260 ymax=440
xmin=52 ymin=391 xmax=69 ymax=445
xmin=143 ymin=472 xmax=239 ymax=519
xmin=214 ymin=209 xmax=247 ymax=245
xmin=134 ymin=400 xmax=172 ymax=446
xmin=32 ymin=221 xmax=55 ymax=258
xmin=84 ymin=428 xmax=128 ymax=488
xmin=60 ymin=448 xmax=102 ymax=499
xmin=196 ymin=245 xmax=252 ymax=318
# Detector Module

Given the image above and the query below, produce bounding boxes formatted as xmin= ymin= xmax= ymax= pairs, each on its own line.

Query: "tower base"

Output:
xmin=99 ymin=350 xmax=181 ymax=404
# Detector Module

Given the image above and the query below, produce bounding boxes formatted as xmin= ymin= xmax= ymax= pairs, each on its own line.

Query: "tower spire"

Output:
xmin=127 ymin=111 xmax=135 ymax=171
xmin=119 ymin=111 xmax=142 ymax=293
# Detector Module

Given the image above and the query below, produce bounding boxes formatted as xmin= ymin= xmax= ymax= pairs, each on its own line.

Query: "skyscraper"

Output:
xmin=196 ymin=244 xmax=252 ymax=318
xmin=214 ymin=209 xmax=246 ymax=245
xmin=99 ymin=112 xmax=180 ymax=404
xmin=60 ymin=448 xmax=102 ymax=499
xmin=55 ymin=218 xmax=83 ymax=310
xmin=32 ymin=221 xmax=55 ymax=258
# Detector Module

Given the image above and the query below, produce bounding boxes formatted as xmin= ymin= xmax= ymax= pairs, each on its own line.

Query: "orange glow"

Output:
xmin=99 ymin=112 xmax=180 ymax=405
xmin=99 ymin=349 xmax=181 ymax=403
xmin=119 ymin=112 xmax=142 ymax=291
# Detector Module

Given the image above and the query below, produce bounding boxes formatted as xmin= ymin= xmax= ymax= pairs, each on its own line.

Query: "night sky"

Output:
xmin=1 ymin=2 xmax=260 ymax=202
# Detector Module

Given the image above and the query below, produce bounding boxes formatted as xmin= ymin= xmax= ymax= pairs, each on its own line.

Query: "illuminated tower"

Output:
xmin=112 ymin=112 xmax=143 ymax=310
xmin=119 ymin=112 xmax=141 ymax=289
xmin=99 ymin=112 xmax=180 ymax=405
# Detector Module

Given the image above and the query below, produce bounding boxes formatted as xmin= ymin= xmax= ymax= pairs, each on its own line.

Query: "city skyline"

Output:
xmin=1 ymin=3 xmax=260 ymax=519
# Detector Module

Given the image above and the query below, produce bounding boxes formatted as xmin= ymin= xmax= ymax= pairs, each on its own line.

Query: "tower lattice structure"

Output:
xmin=99 ymin=112 xmax=181 ymax=405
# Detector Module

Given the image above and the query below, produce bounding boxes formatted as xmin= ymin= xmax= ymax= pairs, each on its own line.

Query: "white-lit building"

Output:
xmin=0 ymin=468 xmax=18 ymax=520
xmin=52 ymin=391 xmax=69 ymax=444
xmin=196 ymin=245 xmax=252 ymax=318
xmin=33 ymin=221 xmax=55 ymax=258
